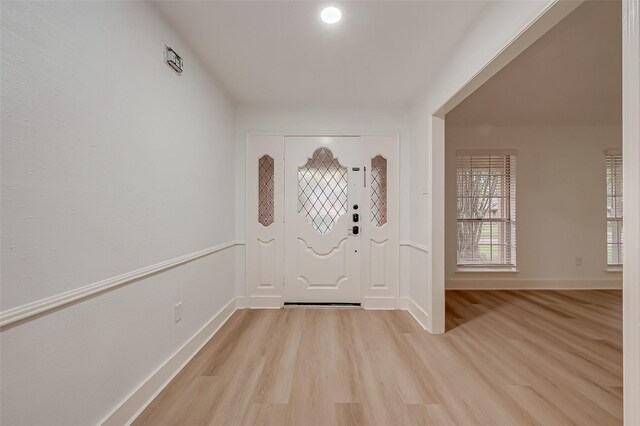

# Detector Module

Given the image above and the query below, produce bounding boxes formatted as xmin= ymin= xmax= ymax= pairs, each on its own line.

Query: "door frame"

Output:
xmin=427 ymin=1 xmax=585 ymax=334
xmin=245 ymin=132 xmax=400 ymax=309
xmin=422 ymin=0 xmax=639 ymax=422
xmin=622 ymin=0 xmax=639 ymax=423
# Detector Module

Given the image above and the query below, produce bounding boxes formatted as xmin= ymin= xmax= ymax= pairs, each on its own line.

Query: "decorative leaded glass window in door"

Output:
xmin=297 ymin=147 xmax=348 ymax=234
xmin=371 ymin=155 xmax=388 ymax=226
xmin=258 ymin=155 xmax=274 ymax=226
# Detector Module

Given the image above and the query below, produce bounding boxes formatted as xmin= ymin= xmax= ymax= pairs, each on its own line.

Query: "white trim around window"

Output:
xmin=456 ymin=151 xmax=517 ymax=271
xmin=606 ymin=150 xmax=623 ymax=268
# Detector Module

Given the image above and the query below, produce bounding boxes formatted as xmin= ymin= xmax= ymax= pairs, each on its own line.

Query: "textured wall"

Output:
xmin=0 ymin=2 xmax=236 ymax=424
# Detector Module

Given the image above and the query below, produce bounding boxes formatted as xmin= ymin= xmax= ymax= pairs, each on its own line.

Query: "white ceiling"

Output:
xmin=155 ymin=1 xmax=488 ymax=107
xmin=447 ymin=0 xmax=622 ymax=127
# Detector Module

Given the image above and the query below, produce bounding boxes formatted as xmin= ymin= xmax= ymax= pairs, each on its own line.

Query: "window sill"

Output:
xmin=456 ymin=267 xmax=519 ymax=274
xmin=607 ymin=266 xmax=623 ymax=273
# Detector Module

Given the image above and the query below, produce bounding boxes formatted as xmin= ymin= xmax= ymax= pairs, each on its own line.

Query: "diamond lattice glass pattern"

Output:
xmin=371 ymin=155 xmax=388 ymax=226
xmin=298 ymin=148 xmax=348 ymax=234
xmin=258 ymin=155 xmax=274 ymax=226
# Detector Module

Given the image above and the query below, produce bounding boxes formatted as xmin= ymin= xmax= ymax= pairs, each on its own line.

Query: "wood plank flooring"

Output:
xmin=134 ymin=290 xmax=622 ymax=425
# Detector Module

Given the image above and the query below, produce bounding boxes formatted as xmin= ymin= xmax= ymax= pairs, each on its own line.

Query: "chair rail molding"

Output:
xmin=399 ymin=241 xmax=430 ymax=253
xmin=0 ymin=240 xmax=244 ymax=328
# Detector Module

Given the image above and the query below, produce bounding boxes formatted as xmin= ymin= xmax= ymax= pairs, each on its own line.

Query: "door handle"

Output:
xmin=349 ymin=226 xmax=359 ymax=235
xmin=353 ymin=213 xmax=359 ymax=222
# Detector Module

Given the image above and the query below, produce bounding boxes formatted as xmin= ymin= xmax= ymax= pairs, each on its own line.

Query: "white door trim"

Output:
xmin=622 ymin=0 xmax=639 ymax=423
xmin=426 ymin=1 xmax=585 ymax=334
xmin=361 ymin=135 xmax=400 ymax=310
xmin=245 ymin=134 xmax=285 ymax=308
xmin=245 ymin=133 xmax=400 ymax=309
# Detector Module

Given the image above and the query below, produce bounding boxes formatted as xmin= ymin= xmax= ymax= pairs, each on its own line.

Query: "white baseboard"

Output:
xmin=399 ymin=297 xmax=429 ymax=331
xmin=362 ymin=296 xmax=398 ymax=310
xmin=100 ymin=297 xmax=239 ymax=426
xmin=446 ymin=279 xmax=623 ymax=290
xmin=244 ymin=295 xmax=283 ymax=309
xmin=97 ymin=293 xmax=428 ymax=426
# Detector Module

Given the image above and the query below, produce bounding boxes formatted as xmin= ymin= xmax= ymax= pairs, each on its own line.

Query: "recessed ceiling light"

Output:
xmin=321 ymin=6 xmax=342 ymax=24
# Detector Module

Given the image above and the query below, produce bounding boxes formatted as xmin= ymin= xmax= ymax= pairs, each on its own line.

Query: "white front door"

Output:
xmin=246 ymin=133 xmax=398 ymax=308
xmin=284 ymin=137 xmax=363 ymax=303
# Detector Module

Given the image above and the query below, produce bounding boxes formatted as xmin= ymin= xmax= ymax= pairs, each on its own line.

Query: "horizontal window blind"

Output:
xmin=456 ymin=153 xmax=516 ymax=267
xmin=606 ymin=154 xmax=623 ymax=266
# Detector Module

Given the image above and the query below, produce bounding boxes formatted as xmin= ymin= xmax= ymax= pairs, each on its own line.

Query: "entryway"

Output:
xmin=245 ymin=134 xmax=399 ymax=308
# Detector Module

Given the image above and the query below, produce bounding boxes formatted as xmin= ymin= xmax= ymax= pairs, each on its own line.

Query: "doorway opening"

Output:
xmin=442 ymin=0 xmax=622 ymax=330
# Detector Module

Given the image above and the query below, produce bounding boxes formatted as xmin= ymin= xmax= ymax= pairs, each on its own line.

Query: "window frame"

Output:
xmin=456 ymin=151 xmax=517 ymax=271
xmin=606 ymin=150 xmax=623 ymax=268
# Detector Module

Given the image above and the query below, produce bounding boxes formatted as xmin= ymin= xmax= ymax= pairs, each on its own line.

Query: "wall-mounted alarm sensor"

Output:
xmin=165 ymin=46 xmax=183 ymax=75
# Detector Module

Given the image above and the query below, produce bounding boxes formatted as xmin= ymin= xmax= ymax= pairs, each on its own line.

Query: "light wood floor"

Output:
xmin=134 ymin=290 xmax=622 ymax=425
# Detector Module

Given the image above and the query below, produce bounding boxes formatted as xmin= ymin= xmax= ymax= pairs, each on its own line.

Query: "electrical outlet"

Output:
xmin=575 ymin=257 xmax=583 ymax=266
xmin=174 ymin=302 xmax=183 ymax=323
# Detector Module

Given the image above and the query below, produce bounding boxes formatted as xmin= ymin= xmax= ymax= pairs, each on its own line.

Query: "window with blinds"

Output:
xmin=606 ymin=152 xmax=623 ymax=266
xmin=456 ymin=152 xmax=516 ymax=268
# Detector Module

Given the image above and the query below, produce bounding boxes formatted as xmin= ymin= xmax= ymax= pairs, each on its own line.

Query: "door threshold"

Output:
xmin=283 ymin=302 xmax=361 ymax=309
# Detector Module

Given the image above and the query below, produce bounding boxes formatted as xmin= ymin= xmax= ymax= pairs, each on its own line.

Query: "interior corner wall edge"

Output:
xmin=0 ymin=2 xmax=237 ymax=425
xmin=407 ymin=0 xmax=559 ymax=329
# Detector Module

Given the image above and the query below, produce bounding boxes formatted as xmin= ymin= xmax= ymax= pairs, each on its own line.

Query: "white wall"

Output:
xmin=408 ymin=0 xmax=556 ymax=332
xmin=0 ymin=2 xmax=236 ymax=425
xmin=234 ymin=106 xmax=412 ymax=299
xmin=445 ymin=126 xmax=623 ymax=289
